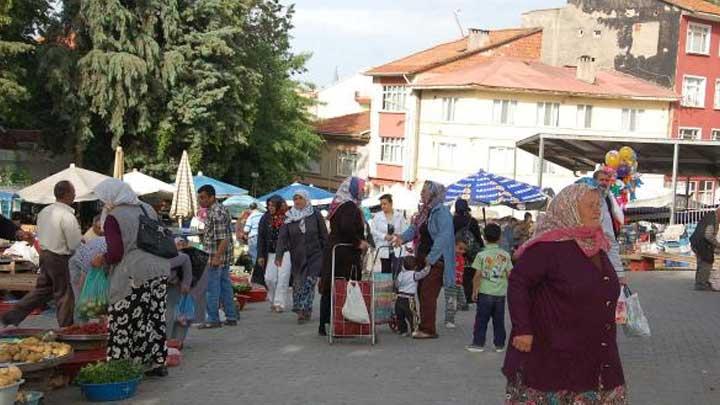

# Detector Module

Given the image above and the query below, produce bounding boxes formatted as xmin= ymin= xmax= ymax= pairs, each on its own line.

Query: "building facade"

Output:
xmin=311 ymin=73 xmax=373 ymax=119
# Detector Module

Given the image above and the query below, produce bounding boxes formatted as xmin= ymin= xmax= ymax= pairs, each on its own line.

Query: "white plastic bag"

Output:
xmin=5 ymin=241 xmax=40 ymax=267
xmin=341 ymin=281 xmax=370 ymax=324
xmin=615 ymin=289 xmax=628 ymax=325
xmin=622 ymin=286 xmax=651 ymax=338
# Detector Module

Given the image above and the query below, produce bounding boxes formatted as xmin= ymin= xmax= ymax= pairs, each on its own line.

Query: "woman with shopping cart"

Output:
xmin=319 ymin=176 xmax=369 ymax=337
xmin=392 ymin=181 xmax=455 ymax=339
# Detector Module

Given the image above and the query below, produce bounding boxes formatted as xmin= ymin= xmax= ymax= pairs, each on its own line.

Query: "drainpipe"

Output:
xmin=411 ymin=90 xmax=423 ymax=183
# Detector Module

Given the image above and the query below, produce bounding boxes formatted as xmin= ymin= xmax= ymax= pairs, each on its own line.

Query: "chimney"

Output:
xmin=576 ymin=55 xmax=597 ymax=84
xmin=467 ymin=28 xmax=490 ymax=51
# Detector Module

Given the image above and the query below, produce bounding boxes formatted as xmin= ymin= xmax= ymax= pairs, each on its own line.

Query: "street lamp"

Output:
xmin=251 ymin=172 xmax=259 ymax=196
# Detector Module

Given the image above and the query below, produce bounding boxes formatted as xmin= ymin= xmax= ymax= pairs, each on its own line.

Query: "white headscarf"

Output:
xmin=284 ymin=190 xmax=315 ymax=234
xmin=94 ymin=178 xmax=141 ymax=224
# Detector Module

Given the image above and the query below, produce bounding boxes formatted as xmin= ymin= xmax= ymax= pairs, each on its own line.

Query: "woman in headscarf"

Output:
xmin=90 ymin=178 xmax=171 ymax=377
xmin=453 ymin=198 xmax=484 ymax=307
xmin=393 ymin=180 xmax=455 ymax=339
xmin=318 ymin=176 xmax=368 ymax=336
xmin=503 ymin=184 xmax=627 ymax=404
xmin=276 ymin=190 xmax=328 ymax=324
xmin=258 ymin=195 xmax=291 ymax=312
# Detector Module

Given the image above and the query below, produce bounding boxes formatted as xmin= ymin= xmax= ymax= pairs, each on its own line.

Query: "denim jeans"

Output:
xmin=206 ymin=266 xmax=238 ymax=323
xmin=473 ymin=293 xmax=506 ymax=348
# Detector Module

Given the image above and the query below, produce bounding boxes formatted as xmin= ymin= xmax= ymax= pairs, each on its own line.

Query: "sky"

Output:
xmin=284 ymin=0 xmax=567 ymax=87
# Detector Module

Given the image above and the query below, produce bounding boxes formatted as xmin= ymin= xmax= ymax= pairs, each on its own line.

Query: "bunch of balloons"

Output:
xmin=604 ymin=146 xmax=643 ymax=207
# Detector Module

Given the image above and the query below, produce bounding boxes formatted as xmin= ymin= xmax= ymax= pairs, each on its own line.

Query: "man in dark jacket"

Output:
xmin=690 ymin=208 xmax=720 ymax=291
xmin=0 ymin=214 xmax=26 ymax=242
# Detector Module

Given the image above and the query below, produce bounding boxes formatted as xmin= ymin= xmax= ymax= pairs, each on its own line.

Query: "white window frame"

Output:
xmin=336 ymin=150 xmax=359 ymax=177
xmin=441 ymin=97 xmax=458 ymax=122
xmin=576 ymin=104 xmax=593 ymax=129
xmin=621 ymin=108 xmax=644 ymax=132
xmin=712 ymin=128 xmax=720 ymax=140
xmin=536 ymin=102 xmax=560 ymax=127
xmin=487 ymin=146 xmax=515 ymax=174
xmin=433 ymin=142 xmax=457 ymax=169
xmin=382 ymin=85 xmax=407 ymax=112
xmin=686 ymin=22 xmax=711 ymax=55
xmin=715 ymin=79 xmax=720 ymax=109
xmin=682 ymin=75 xmax=707 ymax=108
xmin=492 ymin=99 xmax=517 ymax=125
xmin=678 ymin=127 xmax=702 ymax=140
xmin=379 ymin=137 xmax=404 ymax=164
xmin=698 ymin=180 xmax=715 ymax=205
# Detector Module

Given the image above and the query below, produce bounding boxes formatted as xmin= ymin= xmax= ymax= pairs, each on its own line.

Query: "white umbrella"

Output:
xmin=362 ymin=184 xmax=420 ymax=211
xmin=18 ymin=164 xmax=110 ymax=204
xmin=123 ymin=169 xmax=174 ymax=198
xmin=170 ymin=150 xmax=197 ymax=222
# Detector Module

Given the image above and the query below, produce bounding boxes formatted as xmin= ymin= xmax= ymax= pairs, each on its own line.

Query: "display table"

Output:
xmin=0 ymin=260 xmax=38 ymax=291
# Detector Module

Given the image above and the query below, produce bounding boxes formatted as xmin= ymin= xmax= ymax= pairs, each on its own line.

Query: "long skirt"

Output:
xmin=506 ymin=381 xmax=628 ymax=405
xmin=107 ymin=276 xmax=168 ymax=369
xmin=292 ymin=276 xmax=317 ymax=313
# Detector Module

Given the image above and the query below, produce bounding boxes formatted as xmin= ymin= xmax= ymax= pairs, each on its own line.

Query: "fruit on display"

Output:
xmin=0 ymin=337 xmax=72 ymax=363
xmin=0 ymin=365 xmax=21 ymax=388
xmin=59 ymin=323 xmax=108 ymax=336
xmin=77 ymin=299 xmax=108 ymax=320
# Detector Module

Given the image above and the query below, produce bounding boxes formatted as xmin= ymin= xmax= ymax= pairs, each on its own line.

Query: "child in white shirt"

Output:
xmin=394 ymin=256 xmax=430 ymax=336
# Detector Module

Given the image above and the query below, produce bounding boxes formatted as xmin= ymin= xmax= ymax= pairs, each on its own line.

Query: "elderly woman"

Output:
xmin=503 ymin=184 xmax=626 ymax=404
xmin=276 ymin=190 xmax=328 ymax=324
xmin=91 ymin=179 xmax=170 ymax=377
xmin=394 ymin=181 xmax=455 ymax=339
xmin=318 ymin=177 xmax=368 ymax=336
xmin=69 ymin=237 xmax=107 ymax=323
xmin=258 ymin=196 xmax=291 ymax=312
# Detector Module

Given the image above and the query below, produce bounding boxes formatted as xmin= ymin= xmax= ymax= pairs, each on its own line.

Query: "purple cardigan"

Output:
xmin=503 ymin=240 xmax=625 ymax=392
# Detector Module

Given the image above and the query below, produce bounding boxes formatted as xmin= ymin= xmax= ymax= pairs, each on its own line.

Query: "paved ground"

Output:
xmin=20 ymin=271 xmax=720 ymax=404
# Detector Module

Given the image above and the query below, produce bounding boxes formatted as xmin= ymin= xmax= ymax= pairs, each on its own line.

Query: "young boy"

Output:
xmin=444 ymin=240 xmax=469 ymax=329
xmin=467 ymin=223 xmax=512 ymax=353
xmin=395 ymin=256 xmax=429 ymax=336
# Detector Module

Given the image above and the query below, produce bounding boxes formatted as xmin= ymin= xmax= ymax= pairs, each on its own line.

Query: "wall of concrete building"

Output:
xmin=523 ymin=0 xmax=682 ymax=88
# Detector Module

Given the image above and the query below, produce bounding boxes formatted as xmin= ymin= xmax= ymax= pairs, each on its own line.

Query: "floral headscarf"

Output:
xmin=514 ymin=183 xmax=609 ymax=259
xmin=328 ymin=176 xmax=366 ymax=220
xmin=285 ymin=190 xmax=315 ymax=234
xmin=413 ymin=181 xmax=446 ymax=228
xmin=267 ymin=195 xmax=286 ymax=229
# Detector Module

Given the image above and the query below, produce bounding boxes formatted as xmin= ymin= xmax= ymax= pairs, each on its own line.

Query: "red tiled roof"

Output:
xmin=664 ymin=0 xmax=720 ymax=15
xmin=414 ymin=57 xmax=678 ymax=100
xmin=366 ymin=28 xmax=542 ymax=76
xmin=315 ymin=111 xmax=370 ymax=137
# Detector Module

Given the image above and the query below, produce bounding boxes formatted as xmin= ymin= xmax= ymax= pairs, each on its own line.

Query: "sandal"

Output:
xmin=198 ymin=322 xmax=222 ymax=329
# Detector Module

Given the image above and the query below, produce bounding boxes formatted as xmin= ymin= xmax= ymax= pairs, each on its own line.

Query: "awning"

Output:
xmin=516 ymin=133 xmax=720 ymax=177
xmin=194 ymin=172 xmax=248 ymax=198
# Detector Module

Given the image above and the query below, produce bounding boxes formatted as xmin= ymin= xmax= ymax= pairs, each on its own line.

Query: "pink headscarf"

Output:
xmin=514 ymin=183 xmax=609 ymax=259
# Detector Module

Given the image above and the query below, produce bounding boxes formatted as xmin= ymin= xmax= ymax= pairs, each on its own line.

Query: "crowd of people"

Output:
xmin=0 ymin=171 xmax=633 ymax=403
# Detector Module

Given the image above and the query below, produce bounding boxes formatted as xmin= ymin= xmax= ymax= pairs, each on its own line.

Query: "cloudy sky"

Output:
xmin=285 ymin=0 xmax=566 ymax=87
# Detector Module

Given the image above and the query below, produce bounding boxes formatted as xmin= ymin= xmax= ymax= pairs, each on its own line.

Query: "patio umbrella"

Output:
xmin=112 ymin=146 xmax=124 ymax=179
xmin=258 ymin=183 xmax=334 ymax=206
xmin=18 ymin=164 xmax=111 ymax=204
xmin=445 ymin=169 xmax=548 ymax=210
xmin=193 ymin=172 xmax=248 ymax=198
xmin=170 ymin=150 xmax=198 ymax=223
xmin=123 ymin=169 xmax=174 ymax=202
xmin=223 ymin=195 xmax=265 ymax=218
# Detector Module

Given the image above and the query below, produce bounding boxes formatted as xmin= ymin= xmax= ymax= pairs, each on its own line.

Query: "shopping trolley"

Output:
xmin=328 ymin=243 xmax=376 ymax=345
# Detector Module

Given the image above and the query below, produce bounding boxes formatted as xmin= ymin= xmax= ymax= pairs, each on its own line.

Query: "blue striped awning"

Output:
xmin=445 ymin=170 xmax=547 ymax=209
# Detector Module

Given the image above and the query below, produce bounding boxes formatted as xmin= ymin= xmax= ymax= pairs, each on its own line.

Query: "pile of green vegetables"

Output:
xmin=232 ymin=283 xmax=252 ymax=294
xmin=75 ymin=360 xmax=143 ymax=384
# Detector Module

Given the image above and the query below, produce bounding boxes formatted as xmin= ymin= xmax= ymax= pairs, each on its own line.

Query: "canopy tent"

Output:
xmin=223 ymin=195 xmax=265 ymax=218
xmin=193 ymin=172 xmax=248 ymax=199
xmin=123 ymin=169 xmax=174 ymax=202
xmin=445 ymin=169 xmax=548 ymax=210
xmin=258 ymin=183 xmax=334 ymax=206
xmin=18 ymin=164 xmax=110 ymax=204
xmin=362 ymin=184 xmax=420 ymax=210
xmin=170 ymin=151 xmax=198 ymax=221
xmin=516 ymin=133 xmax=720 ymax=224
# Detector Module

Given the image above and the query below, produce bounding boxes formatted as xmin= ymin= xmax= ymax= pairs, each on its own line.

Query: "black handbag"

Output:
xmin=137 ymin=205 xmax=178 ymax=259
xmin=177 ymin=247 xmax=209 ymax=287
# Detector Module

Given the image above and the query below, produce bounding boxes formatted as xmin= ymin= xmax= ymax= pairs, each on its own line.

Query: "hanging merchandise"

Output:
xmin=604 ymin=146 xmax=642 ymax=208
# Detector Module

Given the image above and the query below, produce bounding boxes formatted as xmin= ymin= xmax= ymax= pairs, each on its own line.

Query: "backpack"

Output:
xmin=456 ymin=222 xmax=482 ymax=262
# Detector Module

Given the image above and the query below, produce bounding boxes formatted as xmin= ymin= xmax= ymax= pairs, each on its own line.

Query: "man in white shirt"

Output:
xmin=244 ymin=204 xmax=263 ymax=265
xmin=370 ymin=194 xmax=408 ymax=274
xmin=2 ymin=181 xmax=82 ymax=327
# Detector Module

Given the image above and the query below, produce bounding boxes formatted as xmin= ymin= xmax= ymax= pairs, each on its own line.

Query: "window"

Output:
xmin=382 ymin=85 xmax=406 ymax=111
xmin=593 ymin=30 xmax=602 ymax=38
xmin=434 ymin=142 xmax=457 ymax=169
xmin=536 ymin=102 xmax=560 ymax=127
xmin=576 ymin=105 xmax=593 ymax=129
xmin=492 ymin=100 xmax=517 ymax=125
xmin=487 ymin=146 xmax=515 ymax=174
xmin=621 ymin=108 xmax=643 ymax=132
xmin=715 ymin=79 xmax=720 ymax=109
xmin=380 ymin=137 xmax=404 ymax=164
xmin=441 ymin=97 xmax=458 ymax=121
xmin=712 ymin=129 xmax=720 ymax=140
xmin=679 ymin=127 xmax=701 ymax=140
xmin=698 ymin=180 xmax=715 ymax=205
xmin=686 ymin=22 xmax=711 ymax=54
xmin=336 ymin=151 xmax=359 ymax=177
xmin=682 ymin=76 xmax=707 ymax=107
